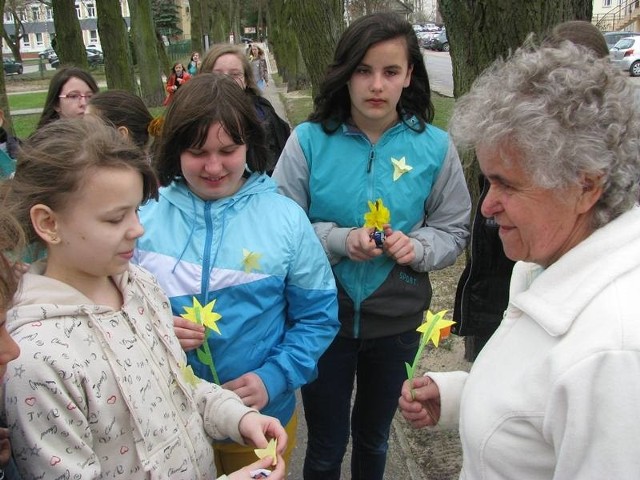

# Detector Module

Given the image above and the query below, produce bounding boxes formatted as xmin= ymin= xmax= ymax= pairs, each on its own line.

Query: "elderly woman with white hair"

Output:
xmin=399 ymin=39 xmax=640 ymax=479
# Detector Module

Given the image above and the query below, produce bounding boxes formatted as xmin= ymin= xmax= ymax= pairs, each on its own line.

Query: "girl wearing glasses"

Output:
xmin=201 ymin=44 xmax=290 ymax=175
xmin=36 ymin=66 xmax=98 ymax=130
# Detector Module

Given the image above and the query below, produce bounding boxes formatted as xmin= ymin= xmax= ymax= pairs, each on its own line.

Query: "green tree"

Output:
xmin=129 ymin=0 xmax=165 ymax=106
xmin=152 ymin=0 xmax=182 ymax=40
xmin=97 ymin=0 xmax=136 ymax=92
xmin=439 ymin=0 xmax=593 ymax=358
xmin=51 ymin=0 xmax=88 ymax=68
xmin=288 ymin=0 xmax=343 ymax=98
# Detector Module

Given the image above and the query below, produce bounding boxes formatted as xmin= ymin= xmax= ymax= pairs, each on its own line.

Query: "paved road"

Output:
xmin=422 ymin=48 xmax=640 ymax=99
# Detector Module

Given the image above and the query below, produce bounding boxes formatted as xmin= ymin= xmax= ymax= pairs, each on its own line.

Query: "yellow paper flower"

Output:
xmin=180 ymin=364 xmax=200 ymax=387
xmin=254 ymin=438 xmax=278 ymax=466
xmin=181 ymin=297 xmax=222 ymax=334
xmin=406 ymin=309 xmax=456 ymax=382
xmin=363 ymin=198 xmax=391 ymax=231
xmin=242 ymin=248 xmax=262 ymax=273
xmin=391 ymin=156 xmax=413 ymax=181
xmin=416 ymin=309 xmax=456 ymax=348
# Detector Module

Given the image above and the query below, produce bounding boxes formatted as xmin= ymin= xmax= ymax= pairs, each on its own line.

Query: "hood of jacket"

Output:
xmin=160 ymin=172 xmax=277 ymax=216
xmin=7 ymin=261 xmax=117 ymax=333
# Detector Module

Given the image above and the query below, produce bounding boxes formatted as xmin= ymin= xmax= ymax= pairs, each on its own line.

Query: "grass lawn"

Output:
xmin=281 ymin=87 xmax=455 ymax=131
xmin=8 ymin=91 xmax=48 ymax=110
xmin=11 ymin=106 xmax=167 ymax=140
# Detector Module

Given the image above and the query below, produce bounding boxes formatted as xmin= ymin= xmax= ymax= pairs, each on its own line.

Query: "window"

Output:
xmin=22 ymin=34 xmax=30 ymax=47
xmin=31 ymin=7 xmax=39 ymax=21
xmin=86 ymin=3 xmax=96 ymax=18
xmin=604 ymin=0 xmax=612 ymax=6
xmin=18 ymin=9 xmax=27 ymax=21
xmin=89 ymin=30 xmax=98 ymax=44
xmin=45 ymin=7 xmax=53 ymax=20
xmin=36 ymin=32 xmax=43 ymax=46
xmin=75 ymin=5 xmax=81 ymax=18
xmin=3 ymin=12 xmax=13 ymax=22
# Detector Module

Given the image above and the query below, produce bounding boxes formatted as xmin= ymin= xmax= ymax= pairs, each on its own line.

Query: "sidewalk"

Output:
xmin=260 ymin=44 xmax=425 ymax=480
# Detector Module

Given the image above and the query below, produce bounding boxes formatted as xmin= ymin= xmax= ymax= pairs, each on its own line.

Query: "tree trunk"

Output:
xmin=289 ymin=0 xmax=343 ymax=98
xmin=129 ymin=0 xmax=165 ymax=107
xmin=51 ymin=0 xmax=89 ymax=68
xmin=439 ymin=0 xmax=593 ymax=359
xmin=97 ymin=0 xmax=136 ymax=92
xmin=2 ymin=1 xmax=24 ymax=63
xmin=0 ymin=0 xmax=11 ymax=133
xmin=190 ymin=0 xmax=204 ymax=52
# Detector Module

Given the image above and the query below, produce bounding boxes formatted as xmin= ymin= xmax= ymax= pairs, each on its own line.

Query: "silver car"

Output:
xmin=610 ymin=36 xmax=640 ymax=76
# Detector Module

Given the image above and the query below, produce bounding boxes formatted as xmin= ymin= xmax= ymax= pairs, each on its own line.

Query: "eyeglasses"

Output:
xmin=214 ymin=70 xmax=244 ymax=81
xmin=59 ymin=93 xmax=94 ymax=101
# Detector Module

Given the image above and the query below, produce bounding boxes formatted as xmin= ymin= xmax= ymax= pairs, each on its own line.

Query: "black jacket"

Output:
xmin=453 ymin=174 xmax=515 ymax=338
xmin=253 ymin=96 xmax=291 ymax=175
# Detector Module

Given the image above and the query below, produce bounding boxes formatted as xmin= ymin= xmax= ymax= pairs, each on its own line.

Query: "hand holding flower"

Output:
xmin=382 ymin=225 xmax=416 ymax=265
xmin=346 ymin=227 xmax=385 ymax=261
xmin=399 ymin=376 xmax=441 ymax=428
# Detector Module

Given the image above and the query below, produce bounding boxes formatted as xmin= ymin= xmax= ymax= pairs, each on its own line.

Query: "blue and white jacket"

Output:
xmin=134 ymin=173 xmax=339 ymax=425
xmin=273 ymin=118 xmax=471 ymax=339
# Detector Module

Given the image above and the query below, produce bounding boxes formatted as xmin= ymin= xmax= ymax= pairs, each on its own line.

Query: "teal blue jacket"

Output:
xmin=134 ymin=173 xmax=339 ymax=425
xmin=273 ymin=119 xmax=471 ymax=339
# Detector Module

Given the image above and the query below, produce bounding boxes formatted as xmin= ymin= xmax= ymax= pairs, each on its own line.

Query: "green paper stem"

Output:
xmin=195 ymin=306 xmax=220 ymax=385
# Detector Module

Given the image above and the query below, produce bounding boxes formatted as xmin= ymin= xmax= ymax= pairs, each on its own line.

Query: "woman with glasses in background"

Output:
xmin=36 ymin=66 xmax=99 ymax=130
xmin=201 ymin=44 xmax=290 ymax=175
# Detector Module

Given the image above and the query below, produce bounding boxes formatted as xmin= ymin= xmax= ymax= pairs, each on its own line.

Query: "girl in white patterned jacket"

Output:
xmin=0 ymin=117 xmax=286 ymax=480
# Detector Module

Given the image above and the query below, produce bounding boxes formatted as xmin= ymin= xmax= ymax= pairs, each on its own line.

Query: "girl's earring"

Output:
xmin=49 ymin=234 xmax=60 ymax=244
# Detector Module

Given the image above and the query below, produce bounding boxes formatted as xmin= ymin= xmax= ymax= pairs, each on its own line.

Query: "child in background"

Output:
xmin=273 ymin=12 xmax=471 ymax=480
xmin=36 ymin=66 xmax=98 ymax=129
xmin=164 ymin=62 xmax=191 ymax=106
xmin=87 ymin=90 xmax=155 ymax=151
xmin=134 ymin=73 xmax=339 ymax=475
xmin=1 ymin=117 xmax=287 ymax=480
xmin=188 ymin=52 xmax=202 ymax=75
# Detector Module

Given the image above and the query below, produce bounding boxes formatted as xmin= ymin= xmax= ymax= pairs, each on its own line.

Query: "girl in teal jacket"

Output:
xmin=272 ymin=12 xmax=470 ymax=480
xmin=133 ymin=74 xmax=339 ymax=475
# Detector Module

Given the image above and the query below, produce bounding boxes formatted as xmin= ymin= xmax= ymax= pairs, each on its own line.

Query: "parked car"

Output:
xmin=610 ymin=36 xmax=640 ymax=76
xmin=426 ymin=30 xmax=449 ymax=52
xmin=49 ymin=48 xmax=104 ymax=69
xmin=38 ymin=48 xmax=56 ymax=60
xmin=603 ymin=31 xmax=640 ymax=50
xmin=3 ymin=58 xmax=23 ymax=75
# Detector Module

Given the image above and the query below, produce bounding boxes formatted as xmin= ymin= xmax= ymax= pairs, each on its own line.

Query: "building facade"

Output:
xmin=2 ymin=1 xmax=131 ymax=56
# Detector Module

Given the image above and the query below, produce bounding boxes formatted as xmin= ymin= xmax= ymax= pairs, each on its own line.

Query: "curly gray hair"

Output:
xmin=450 ymin=40 xmax=640 ymax=228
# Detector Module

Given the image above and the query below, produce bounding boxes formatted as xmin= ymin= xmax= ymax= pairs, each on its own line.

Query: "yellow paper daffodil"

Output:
xmin=391 ymin=156 xmax=413 ymax=181
xmin=180 ymin=364 xmax=200 ymax=387
xmin=181 ymin=297 xmax=222 ymax=334
xmin=242 ymin=248 xmax=262 ymax=273
xmin=363 ymin=198 xmax=391 ymax=231
xmin=417 ymin=309 xmax=456 ymax=348
xmin=406 ymin=310 xmax=456 ymax=382
xmin=254 ymin=438 xmax=278 ymax=466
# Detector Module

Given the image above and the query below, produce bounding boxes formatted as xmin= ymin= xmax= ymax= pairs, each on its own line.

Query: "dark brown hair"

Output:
xmin=37 ymin=67 xmax=99 ymax=130
xmin=310 ymin=12 xmax=434 ymax=133
xmin=154 ymin=73 xmax=268 ymax=186
xmin=1 ymin=117 xmax=158 ymax=247
xmin=88 ymin=90 xmax=153 ymax=149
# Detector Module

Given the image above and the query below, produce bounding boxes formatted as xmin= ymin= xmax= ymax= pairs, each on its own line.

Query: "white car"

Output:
xmin=610 ymin=36 xmax=640 ymax=76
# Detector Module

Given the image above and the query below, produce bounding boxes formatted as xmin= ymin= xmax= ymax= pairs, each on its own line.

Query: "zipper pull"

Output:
xmin=367 ymin=150 xmax=374 ymax=173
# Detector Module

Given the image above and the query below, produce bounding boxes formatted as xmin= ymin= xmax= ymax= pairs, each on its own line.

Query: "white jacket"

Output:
xmin=4 ymin=263 xmax=253 ymax=479
xmin=431 ymin=206 xmax=640 ymax=479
